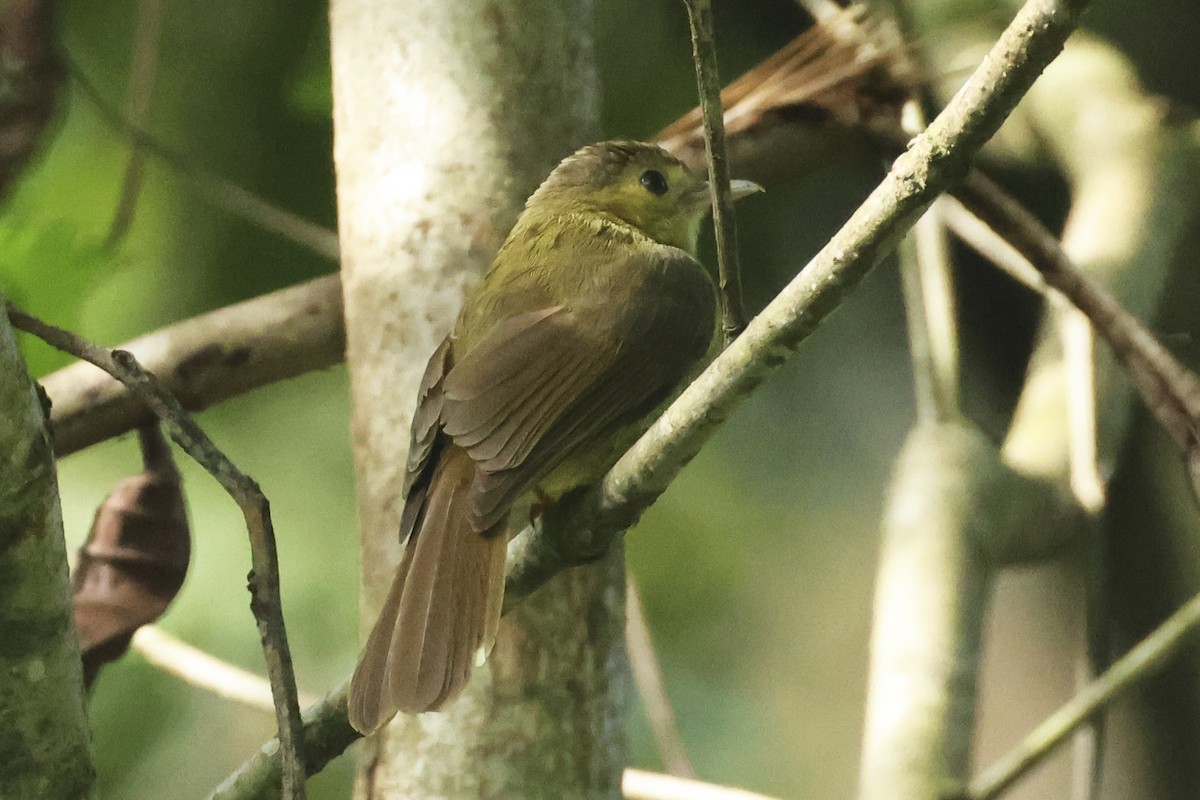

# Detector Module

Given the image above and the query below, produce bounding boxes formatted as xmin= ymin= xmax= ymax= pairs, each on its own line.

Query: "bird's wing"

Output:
xmin=394 ymin=336 xmax=453 ymax=544
xmin=438 ymin=249 xmax=716 ymax=532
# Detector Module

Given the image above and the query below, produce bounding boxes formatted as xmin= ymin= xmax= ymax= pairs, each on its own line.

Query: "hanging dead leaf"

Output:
xmin=73 ymin=425 xmax=190 ymax=687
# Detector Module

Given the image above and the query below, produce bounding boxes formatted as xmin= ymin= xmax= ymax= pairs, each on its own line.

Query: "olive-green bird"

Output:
xmin=348 ymin=141 xmax=761 ymax=733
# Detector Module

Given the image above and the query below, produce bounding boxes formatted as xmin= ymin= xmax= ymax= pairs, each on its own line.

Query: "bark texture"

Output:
xmin=328 ymin=1 xmax=620 ymax=797
xmin=0 ymin=308 xmax=94 ymax=799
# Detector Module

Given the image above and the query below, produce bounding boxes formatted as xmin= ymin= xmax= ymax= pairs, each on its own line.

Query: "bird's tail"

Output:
xmin=348 ymin=448 xmax=507 ymax=734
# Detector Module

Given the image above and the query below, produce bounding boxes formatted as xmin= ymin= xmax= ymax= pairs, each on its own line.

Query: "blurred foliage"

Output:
xmin=3 ymin=0 xmax=1200 ymax=798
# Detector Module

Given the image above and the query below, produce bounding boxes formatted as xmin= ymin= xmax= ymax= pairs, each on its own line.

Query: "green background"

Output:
xmin=5 ymin=0 xmax=1200 ymax=797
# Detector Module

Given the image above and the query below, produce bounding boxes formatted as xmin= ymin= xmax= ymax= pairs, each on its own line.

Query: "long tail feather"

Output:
xmin=348 ymin=447 xmax=507 ymax=733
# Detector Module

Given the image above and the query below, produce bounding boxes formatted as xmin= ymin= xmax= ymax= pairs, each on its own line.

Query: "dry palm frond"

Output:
xmin=656 ymin=6 xmax=914 ymax=176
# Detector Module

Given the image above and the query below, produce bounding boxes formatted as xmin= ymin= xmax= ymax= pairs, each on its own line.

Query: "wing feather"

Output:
xmin=439 ymin=249 xmax=716 ymax=531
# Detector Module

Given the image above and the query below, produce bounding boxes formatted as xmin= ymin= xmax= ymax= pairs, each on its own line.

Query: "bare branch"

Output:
xmin=878 ymin=0 xmax=963 ymax=425
xmin=938 ymin=195 xmax=1047 ymax=293
xmin=7 ymin=306 xmax=309 ymax=800
xmin=131 ymin=626 xmax=320 ymax=712
xmin=41 ymin=274 xmax=343 ymax=457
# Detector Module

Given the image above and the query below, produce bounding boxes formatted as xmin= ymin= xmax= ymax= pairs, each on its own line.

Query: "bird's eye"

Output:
xmin=639 ymin=169 xmax=669 ymax=196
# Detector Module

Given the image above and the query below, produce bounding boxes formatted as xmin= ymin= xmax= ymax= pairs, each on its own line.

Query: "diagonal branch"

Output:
xmin=37 ymin=14 xmax=909 ymax=457
xmin=964 ymin=589 xmax=1200 ymax=800
xmin=959 ymin=171 xmax=1200 ymax=456
xmin=40 ymin=273 xmax=343 ymax=457
xmin=131 ymin=625 xmax=320 ymax=712
xmin=66 ymin=55 xmax=340 ymax=261
xmin=506 ymin=0 xmax=1093 ymax=601
xmin=210 ymin=0 xmax=1093 ymax=792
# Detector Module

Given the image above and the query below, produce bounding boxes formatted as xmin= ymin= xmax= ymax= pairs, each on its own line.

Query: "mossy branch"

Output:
xmin=0 ymin=301 xmax=95 ymax=800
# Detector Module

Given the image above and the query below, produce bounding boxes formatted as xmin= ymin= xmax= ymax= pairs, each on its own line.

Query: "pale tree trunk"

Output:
xmin=0 ymin=308 xmax=95 ymax=799
xmin=328 ymin=2 xmax=624 ymax=798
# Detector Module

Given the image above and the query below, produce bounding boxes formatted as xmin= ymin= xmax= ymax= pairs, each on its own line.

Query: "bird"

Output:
xmin=348 ymin=140 xmax=762 ymax=734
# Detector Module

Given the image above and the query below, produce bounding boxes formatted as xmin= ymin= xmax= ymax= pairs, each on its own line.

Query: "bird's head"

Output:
xmin=527 ymin=140 xmax=761 ymax=253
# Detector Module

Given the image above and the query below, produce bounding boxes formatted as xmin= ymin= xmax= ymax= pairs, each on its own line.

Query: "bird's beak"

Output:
xmin=689 ymin=179 xmax=765 ymax=207
xmin=729 ymin=179 xmax=765 ymax=200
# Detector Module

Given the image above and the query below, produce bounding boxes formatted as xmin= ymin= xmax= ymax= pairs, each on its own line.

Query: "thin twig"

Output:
xmin=682 ymin=0 xmax=747 ymax=343
xmin=956 ymin=172 xmax=1200 ymax=455
xmin=963 ymin=590 xmax=1200 ymax=800
xmin=937 ymin=195 xmax=1047 ymax=293
xmin=885 ymin=0 xmax=962 ymax=424
xmin=132 ymin=626 xmax=319 ymax=712
xmin=66 ymin=53 xmax=340 ymax=261
xmin=898 ymin=218 xmax=941 ymax=421
xmin=626 ymin=579 xmax=695 ymax=778
xmin=7 ymin=305 xmax=308 ymax=800
xmin=105 ymin=0 xmax=164 ymax=247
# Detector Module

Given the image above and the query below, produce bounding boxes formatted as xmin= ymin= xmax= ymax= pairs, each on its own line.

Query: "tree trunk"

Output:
xmin=328 ymin=2 xmax=624 ymax=797
xmin=0 ymin=307 xmax=95 ymax=799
